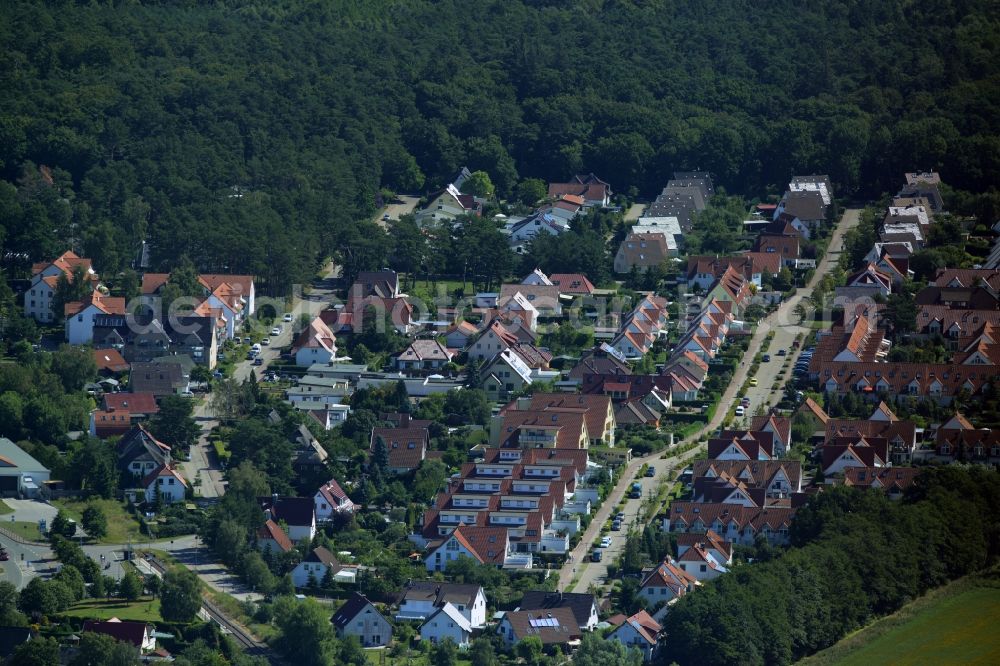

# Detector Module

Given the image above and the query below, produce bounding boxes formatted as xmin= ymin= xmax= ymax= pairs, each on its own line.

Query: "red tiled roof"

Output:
xmin=94 ymin=348 xmax=129 ymax=373
xmin=256 ymin=519 xmax=293 ymax=552
xmin=103 ymin=392 xmax=159 ymax=415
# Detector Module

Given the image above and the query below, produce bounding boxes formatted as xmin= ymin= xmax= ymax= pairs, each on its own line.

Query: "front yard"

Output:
xmin=61 ymin=597 xmax=162 ymax=623
xmin=51 ymin=498 xmax=151 ymax=544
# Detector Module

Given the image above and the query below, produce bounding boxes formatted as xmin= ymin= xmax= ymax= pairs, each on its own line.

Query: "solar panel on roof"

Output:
xmin=529 ymin=617 xmax=560 ymax=628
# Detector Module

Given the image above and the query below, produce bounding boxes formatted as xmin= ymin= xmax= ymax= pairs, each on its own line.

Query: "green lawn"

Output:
xmin=0 ymin=500 xmax=12 ymax=515
xmin=62 ymin=597 xmax=162 ymax=622
xmin=51 ymin=498 xmax=151 ymax=544
xmin=801 ymin=577 xmax=1000 ymax=665
xmin=3 ymin=520 xmax=46 ymax=542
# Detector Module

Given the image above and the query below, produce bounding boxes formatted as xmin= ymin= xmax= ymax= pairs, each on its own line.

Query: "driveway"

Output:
xmin=376 ymin=195 xmax=421 ymax=228
xmin=2 ymin=499 xmax=57 ymax=526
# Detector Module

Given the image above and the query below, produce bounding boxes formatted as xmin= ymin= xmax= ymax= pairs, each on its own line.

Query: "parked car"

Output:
xmin=735 ymin=405 xmax=745 ymax=417
xmin=591 ymin=550 xmax=603 ymax=562
xmin=261 ymin=338 xmax=271 ymax=346
xmin=270 ymin=326 xmax=281 ymax=336
xmin=762 ymin=354 xmax=771 ymax=362
xmin=253 ymin=358 xmax=263 ymax=366
xmin=283 ymin=313 xmax=294 ymax=322
xmin=777 ymin=349 xmax=787 ymax=356
xmin=180 ymin=390 xmax=194 ymax=398
xmin=611 ymin=521 xmax=621 ymax=531
xmin=601 ymin=536 xmax=613 ymax=548
xmin=645 ymin=467 xmax=655 ymax=477
xmin=243 ymin=337 xmax=252 ymax=344
xmin=749 ymin=377 xmax=758 ymax=386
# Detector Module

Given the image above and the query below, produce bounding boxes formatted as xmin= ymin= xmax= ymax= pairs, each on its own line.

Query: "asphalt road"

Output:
xmin=0 ymin=531 xmax=54 ymax=589
xmin=182 ymin=273 xmax=341 ymax=497
xmin=740 ymin=208 xmax=860 ymax=417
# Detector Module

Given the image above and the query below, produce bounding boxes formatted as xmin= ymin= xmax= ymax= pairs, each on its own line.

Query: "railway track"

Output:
xmin=144 ymin=554 xmax=279 ymax=664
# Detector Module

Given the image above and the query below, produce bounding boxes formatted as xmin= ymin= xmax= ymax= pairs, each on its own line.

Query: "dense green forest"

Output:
xmin=1 ymin=0 xmax=998 ymax=293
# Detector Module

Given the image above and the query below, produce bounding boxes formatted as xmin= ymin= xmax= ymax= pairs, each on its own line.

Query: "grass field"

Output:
xmin=51 ymin=498 xmax=151 ymax=544
xmin=62 ymin=597 xmax=162 ymax=622
xmin=801 ymin=574 xmax=1000 ymax=665
xmin=0 ymin=500 xmax=12 ymax=515
xmin=3 ymin=520 xmax=45 ymax=542
xmin=364 ymin=650 xmax=472 ymax=666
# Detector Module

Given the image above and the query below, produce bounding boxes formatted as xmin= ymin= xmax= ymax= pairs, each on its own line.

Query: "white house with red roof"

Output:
xmin=143 ymin=464 xmax=188 ymax=504
xmin=425 ymin=524 xmax=528 ymax=572
xmin=638 ymin=559 xmax=697 ymax=607
xmin=293 ymin=316 xmax=338 ymax=367
xmin=314 ymin=478 xmax=355 ymax=520
xmin=607 ymin=610 xmax=663 ymax=662
xmin=65 ymin=292 xmax=128 ymax=344
xmin=25 ymin=250 xmax=98 ymax=323
xmin=256 ymin=519 xmax=293 ymax=554
xmin=675 ymin=541 xmax=728 ymax=581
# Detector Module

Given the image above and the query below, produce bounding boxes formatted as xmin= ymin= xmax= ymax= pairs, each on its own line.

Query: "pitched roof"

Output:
xmin=616 ymin=233 xmax=670 ymax=269
xmin=518 ymin=591 xmax=596 ymax=630
xmin=400 ymin=580 xmax=483 ymax=609
xmin=502 ymin=607 xmax=581 ymax=644
xmin=525 ymin=393 xmax=612 ymax=441
xmin=425 ymin=602 xmax=473 ymax=633
xmin=292 ymin=317 xmax=337 ymax=355
xmin=332 ymin=592 xmax=383 ymax=628
xmin=256 ymin=519 xmax=293 ymax=552
xmin=304 ymin=546 xmax=342 ymax=569
xmin=141 ymin=463 xmax=187 ymax=489
xmin=317 ymin=478 xmax=351 ymax=506
xmin=614 ymin=610 xmax=662 ymax=646
xmin=753 ymin=233 xmax=800 ymax=256
xmin=448 ymin=524 xmax=510 ymax=565
xmin=81 ymin=619 xmax=150 ymax=648
xmin=396 ymin=340 xmax=454 ymax=363
xmin=259 ymin=496 xmax=315 ymax=527
xmin=94 ymin=348 xmax=130 ymax=373
xmin=797 ymin=397 xmax=829 ymax=424
xmin=843 ymin=466 xmax=920 ymax=491
xmin=640 ymin=560 xmax=697 ymax=595
xmin=103 ymin=392 xmax=159 ymax=415
xmin=372 ymin=425 xmax=429 ymax=471
xmin=547 ymin=273 xmax=596 ymax=295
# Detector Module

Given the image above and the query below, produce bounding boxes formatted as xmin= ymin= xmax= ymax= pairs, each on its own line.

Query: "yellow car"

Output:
xmin=749 ymin=377 xmax=758 ymax=387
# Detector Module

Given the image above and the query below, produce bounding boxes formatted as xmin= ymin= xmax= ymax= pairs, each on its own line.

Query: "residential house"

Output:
xmin=331 ymin=592 xmax=392 ymax=647
xmin=638 ymin=559 xmax=697 ymax=607
xmin=116 ymin=425 xmax=171 ymax=480
xmin=128 ymin=361 xmax=189 ymax=397
xmin=518 ymin=590 xmax=598 ymax=631
xmin=548 ymin=273 xmax=596 ymax=296
xmin=692 ymin=460 xmax=802 ymax=499
xmin=468 ymin=319 xmax=520 ymax=363
xmin=424 ymin=524 xmax=526 ymax=572
xmin=354 ymin=270 xmax=400 ymax=299
xmin=506 ymin=212 xmax=569 ymax=254
xmin=672 ymin=171 xmax=715 ymax=198
xmin=393 ymin=340 xmax=455 ymax=373
xmin=631 ymin=216 xmax=683 ymax=254
xmin=420 ymin=603 xmax=474 ymax=648
xmin=259 ymin=496 xmax=316 ymax=542
xmin=396 ymin=580 xmax=487 ymax=628
xmin=481 ymin=349 xmax=534 ymax=401
xmin=567 ymin=346 xmax=631 ymax=385
xmin=65 ymin=292 xmax=127 ymax=344
xmin=675 ymin=530 xmax=734 ymax=568
xmin=537 ymin=194 xmax=586 ymax=223
xmin=614 ymin=233 xmax=672 ymax=273
xmin=516 ymin=393 xmax=616 ymax=447
xmin=141 ymin=464 xmax=187 ymax=504
xmin=292 ymin=547 xmax=348 ymax=588
xmin=775 ymin=190 xmax=827 ymax=230
xmin=500 ymin=291 xmax=540 ymax=332
xmin=932 ymin=413 xmax=1000 ymax=464
xmin=93 ymin=348 xmax=130 ymax=375
xmin=495 ymin=409 xmax=590 ymax=450
xmin=82 ymin=619 xmax=155 ymax=654
xmin=256 ymin=520 xmax=293 ymax=554
xmin=25 ymin=250 xmax=97 ymax=323
xmin=293 ymin=317 xmax=338 ymax=367
xmin=675 ymin=541 xmax=728 ymax=581
xmin=607 ymin=610 xmax=662 ymax=662
xmin=444 ymin=321 xmax=479 ymax=349
xmin=702 ymin=265 xmax=752 ymax=317
xmin=753 ymin=233 xmax=800 ymax=267
xmin=415 ymin=184 xmax=482 ymax=226
xmin=498 ymin=284 xmax=562 ymax=317
xmin=497 ymin=608 xmax=581 ymax=648
xmin=789 ymin=175 xmax=833 ymax=207
xmin=547 ymin=173 xmax=611 ymax=208
xmin=315 ymin=478 xmax=355 ymax=520
xmin=371 ymin=423 xmax=429 ymax=474
xmin=900 ymin=172 xmax=944 ymax=211
xmin=664 ymin=503 xmax=796 ymax=546
xmin=821 ymin=439 xmax=889 ymax=476
xmin=842 ymin=466 xmax=920 ymax=498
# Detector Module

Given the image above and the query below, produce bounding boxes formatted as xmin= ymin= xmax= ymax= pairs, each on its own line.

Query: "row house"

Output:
xmin=930 ymin=413 xmax=1000 ymax=465
xmin=419 ymin=448 xmax=591 ymax=560
xmin=93 ymin=313 xmax=220 ymax=369
xmin=692 ymin=459 xmax=803 ymax=500
xmin=820 ymin=437 xmax=890 ymax=476
xmin=499 ymin=393 xmax=617 ymax=447
xmin=701 ymin=266 xmax=752 ymax=318
xmin=685 ymin=253 xmax=781 ymax=290
xmin=840 ymin=467 xmax=920 ymax=499
xmin=610 ymin=294 xmax=669 ymax=359
xmin=638 ymin=559 xmax=698 ymax=608
xmin=915 ymin=311 xmax=1000 ymax=349
xmin=141 ymin=272 xmax=255 ymax=338
xmin=815 ymin=360 xmax=1000 ymax=404
xmin=663 ymin=502 xmax=796 ymax=547
xmin=808 ymin=312 xmax=891 ymax=370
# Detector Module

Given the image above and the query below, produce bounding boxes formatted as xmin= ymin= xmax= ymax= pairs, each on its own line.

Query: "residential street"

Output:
xmin=556 ymin=208 xmax=861 ymax=594
xmin=740 ymin=208 xmax=860 ymax=415
xmin=183 ymin=274 xmax=341 ymax=498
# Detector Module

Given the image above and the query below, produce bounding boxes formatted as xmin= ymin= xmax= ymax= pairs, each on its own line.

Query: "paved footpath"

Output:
xmin=556 ymin=208 xmax=860 ymax=592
